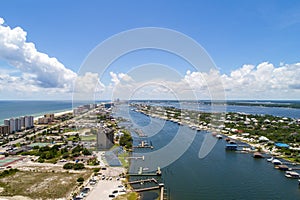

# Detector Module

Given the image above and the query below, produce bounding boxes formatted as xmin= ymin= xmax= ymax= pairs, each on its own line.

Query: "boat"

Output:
xmin=285 ymin=171 xmax=300 ymax=179
xmin=216 ymin=134 xmax=223 ymax=139
xmin=276 ymin=164 xmax=289 ymax=171
xmin=228 ymin=140 xmax=236 ymax=144
xmin=143 ymin=167 xmax=149 ymax=171
xmin=272 ymin=159 xmax=282 ymax=165
xmin=225 ymin=144 xmax=238 ymax=151
xmin=267 ymin=157 xmax=274 ymax=162
xmin=253 ymin=152 xmax=264 ymax=158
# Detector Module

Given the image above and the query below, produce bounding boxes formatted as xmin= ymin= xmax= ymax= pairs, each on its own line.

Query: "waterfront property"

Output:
xmin=3 ymin=116 xmax=34 ymax=133
xmin=132 ymin=103 xmax=300 ymax=164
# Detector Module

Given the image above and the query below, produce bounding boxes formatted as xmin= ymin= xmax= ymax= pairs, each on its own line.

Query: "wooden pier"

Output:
xmin=133 ymin=145 xmax=154 ymax=149
xmin=128 ymin=178 xmax=158 ymax=184
xmin=128 ymin=173 xmax=161 ymax=176
xmin=160 ymin=185 xmax=164 ymax=200
xmin=134 ymin=129 xmax=148 ymax=137
xmin=133 ymin=140 xmax=154 ymax=149
xmin=133 ymin=186 xmax=160 ymax=192
xmin=129 ymin=166 xmax=162 ymax=176
xmin=127 ymin=156 xmax=145 ymax=160
xmin=132 ymin=184 xmax=165 ymax=199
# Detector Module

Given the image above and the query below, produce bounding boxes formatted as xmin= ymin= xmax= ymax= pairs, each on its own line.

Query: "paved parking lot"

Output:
xmin=86 ymin=179 xmax=123 ymax=200
xmin=85 ymin=167 xmax=126 ymax=200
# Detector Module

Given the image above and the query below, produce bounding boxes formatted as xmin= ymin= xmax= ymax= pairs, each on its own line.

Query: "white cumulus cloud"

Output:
xmin=74 ymin=72 xmax=104 ymax=94
xmin=107 ymin=62 xmax=300 ymax=100
xmin=0 ymin=17 xmax=77 ymax=91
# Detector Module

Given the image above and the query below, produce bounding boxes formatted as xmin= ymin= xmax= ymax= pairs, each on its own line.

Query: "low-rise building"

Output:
xmin=38 ymin=114 xmax=54 ymax=124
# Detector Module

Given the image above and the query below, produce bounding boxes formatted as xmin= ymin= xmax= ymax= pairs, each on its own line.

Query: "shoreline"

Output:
xmin=33 ymin=109 xmax=73 ymax=121
xmin=133 ymin=106 xmax=300 ymax=165
xmin=0 ymin=109 xmax=73 ymax=125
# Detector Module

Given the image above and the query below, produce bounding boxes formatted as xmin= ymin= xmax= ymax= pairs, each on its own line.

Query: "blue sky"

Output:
xmin=0 ymin=0 xmax=300 ymax=100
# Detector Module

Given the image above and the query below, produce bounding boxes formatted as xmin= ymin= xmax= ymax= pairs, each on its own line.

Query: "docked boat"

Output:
xmin=276 ymin=164 xmax=289 ymax=171
xmin=267 ymin=157 xmax=274 ymax=162
xmin=228 ymin=140 xmax=237 ymax=144
xmin=253 ymin=152 xmax=264 ymax=158
xmin=285 ymin=171 xmax=300 ymax=179
xmin=216 ymin=134 xmax=223 ymax=139
xmin=272 ymin=159 xmax=282 ymax=165
xmin=225 ymin=144 xmax=238 ymax=151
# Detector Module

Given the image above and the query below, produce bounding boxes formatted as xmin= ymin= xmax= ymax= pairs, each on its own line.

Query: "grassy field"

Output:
xmin=118 ymin=152 xmax=129 ymax=169
xmin=80 ymin=135 xmax=96 ymax=141
xmin=113 ymin=192 xmax=139 ymax=200
xmin=0 ymin=170 xmax=92 ymax=199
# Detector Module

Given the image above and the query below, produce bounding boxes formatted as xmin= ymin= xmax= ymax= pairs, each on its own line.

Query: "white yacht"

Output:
xmin=285 ymin=171 xmax=300 ymax=179
xmin=272 ymin=159 xmax=282 ymax=165
xmin=267 ymin=157 xmax=273 ymax=162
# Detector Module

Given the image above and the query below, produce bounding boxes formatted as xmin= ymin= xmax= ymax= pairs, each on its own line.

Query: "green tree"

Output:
xmin=73 ymin=163 xmax=85 ymax=170
xmin=63 ymin=163 xmax=74 ymax=169
xmin=82 ymin=148 xmax=91 ymax=156
xmin=77 ymin=177 xmax=84 ymax=183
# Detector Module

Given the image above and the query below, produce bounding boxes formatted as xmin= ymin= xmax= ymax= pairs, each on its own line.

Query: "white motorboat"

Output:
xmin=285 ymin=171 xmax=300 ymax=179
xmin=267 ymin=157 xmax=273 ymax=162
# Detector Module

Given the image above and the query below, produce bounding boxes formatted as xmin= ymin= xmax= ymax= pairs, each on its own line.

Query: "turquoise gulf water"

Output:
xmin=0 ymin=101 xmax=73 ymax=125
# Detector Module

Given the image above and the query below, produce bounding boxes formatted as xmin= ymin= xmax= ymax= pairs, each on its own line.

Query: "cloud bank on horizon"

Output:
xmin=0 ymin=17 xmax=299 ymax=100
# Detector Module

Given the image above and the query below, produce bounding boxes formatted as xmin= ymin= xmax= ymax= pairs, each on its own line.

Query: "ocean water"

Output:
xmin=0 ymin=101 xmax=73 ymax=125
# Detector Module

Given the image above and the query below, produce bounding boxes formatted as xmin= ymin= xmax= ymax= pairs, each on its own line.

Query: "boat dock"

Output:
xmin=133 ymin=140 xmax=154 ymax=149
xmin=128 ymin=173 xmax=162 ymax=176
xmin=134 ymin=129 xmax=148 ymax=137
xmin=160 ymin=184 xmax=164 ymax=200
xmin=128 ymin=178 xmax=158 ymax=184
xmin=127 ymin=156 xmax=145 ymax=160
xmin=132 ymin=183 xmax=165 ymax=200
xmin=133 ymin=186 xmax=160 ymax=192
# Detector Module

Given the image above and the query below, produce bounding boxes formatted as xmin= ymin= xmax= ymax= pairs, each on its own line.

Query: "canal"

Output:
xmin=113 ymin=104 xmax=300 ymax=200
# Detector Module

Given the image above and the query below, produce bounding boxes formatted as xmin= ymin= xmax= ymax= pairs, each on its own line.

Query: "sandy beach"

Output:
xmin=34 ymin=109 xmax=73 ymax=121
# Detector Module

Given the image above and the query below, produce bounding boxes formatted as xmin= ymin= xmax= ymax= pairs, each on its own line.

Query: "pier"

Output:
xmin=128 ymin=173 xmax=161 ymax=176
xmin=129 ymin=166 xmax=162 ymax=176
xmin=133 ymin=145 xmax=154 ymax=149
xmin=128 ymin=178 xmax=158 ymax=184
xmin=132 ymin=183 xmax=165 ymax=199
xmin=133 ymin=140 xmax=154 ymax=149
xmin=133 ymin=186 xmax=160 ymax=192
xmin=134 ymin=129 xmax=148 ymax=137
xmin=127 ymin=156 xmax=145 ymax=160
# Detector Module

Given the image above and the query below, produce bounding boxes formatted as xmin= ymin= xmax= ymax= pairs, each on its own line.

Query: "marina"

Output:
xmin=128 ymin=178 xmax=158 ymax=185
xmin=133 ymin=140 xmax=154 ymax=149
xmin=114 ymin=103 xmax=300 ymax=200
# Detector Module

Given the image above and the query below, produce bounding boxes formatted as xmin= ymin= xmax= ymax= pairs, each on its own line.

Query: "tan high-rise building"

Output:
xmin=0 ymin=125 xmax=9 ymax=135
